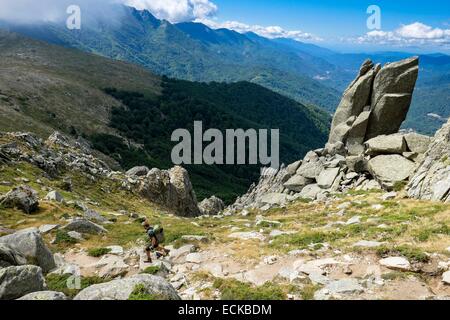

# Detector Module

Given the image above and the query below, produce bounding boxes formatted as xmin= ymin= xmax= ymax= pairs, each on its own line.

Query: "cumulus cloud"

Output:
xmin=125 ymin=0 xmax=217 ymax=23
xmin=197 ymin=18 xmax=322 ymax=41
xmin=351 ymin=22 xmax=450 ymax=47
xmin=0 ymin=0 xmax=217 ymax=24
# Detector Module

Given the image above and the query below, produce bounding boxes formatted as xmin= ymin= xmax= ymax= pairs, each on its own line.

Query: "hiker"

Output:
xmin=142 ymin=220 xmax=169 ymax=263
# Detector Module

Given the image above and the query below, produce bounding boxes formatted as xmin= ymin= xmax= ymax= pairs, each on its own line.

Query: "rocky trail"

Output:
xmin=1 ymin=56 xmax=450 ymax=300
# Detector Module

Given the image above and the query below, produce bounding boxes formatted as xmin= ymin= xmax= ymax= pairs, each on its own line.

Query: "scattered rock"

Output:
xmin=67 ymin=231 xmax=84 ymax=241
xmin=379 ymin=257 xmax=411 ymax=271
xmin=17 ymin=291 xmax=68 ymax=300
xmin=106 ymin=246 xmax=124 ymax=255
xmin=346 ymin=216 xmax=361 ymax=225
xmin=0 ymin=243 xmax=27 ymax=267
xmin=317 ymin=167 xmax=341 ymax=189
xmin=74 ymin=274 xmax=180 ymax=300
xmin=368 ymin=155 xmax=415 ymax=187
xmin=181 ymin=235 xmax=208 ymax=243
xmin=353 ymin=240 xmax=383 ymax=248
xmin=228 ymin=231 xmax=265 ymax=241
xmin=38 ymin=224 xmax=60 ymax=234
xmin=62 ymin=219 xmax=107 ymax=235
xmin=126 ymin=166 xmax=149 ymax=177
xmin=443 ymin=271 xmax=450 ymax=285
xmin=0 ymin=185 xmax=39 ymax=214
xmin=0 ymin=265 xmax=46 ymax=300
xmin=365 ymin=134 xmax=407 ymax=155
xmin=0 ymin=228 xmax=56 ymax=273
xmin=381 ymin=192 xmax=397 ymax=201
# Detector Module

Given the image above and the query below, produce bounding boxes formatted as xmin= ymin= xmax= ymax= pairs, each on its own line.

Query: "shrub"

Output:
xmin=54 ymin=230 xmax=78 ymax=244
xmin=213 ymin=279 xmax=286 ymax=300
xmin=128 ymin=284 xmax=164 ymax=300
xmin=46 ymin=274 xmax=108 ymax=298
xmin=87 ymin=247 xmax=112 ymax=257
xmin=141 ymin=266 xmax=160 ymax=275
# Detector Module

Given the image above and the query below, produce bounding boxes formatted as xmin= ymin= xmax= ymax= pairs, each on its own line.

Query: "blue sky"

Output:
xmin=199 ymin=0 xmax=450 ymax=53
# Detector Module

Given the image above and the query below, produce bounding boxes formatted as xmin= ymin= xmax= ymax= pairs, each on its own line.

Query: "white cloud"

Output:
xmin=125 ymin=0 xmax=217 ymax=23
xmin=351 ymin=22 xmax=450 ymax=47
xmin=197 ymin=18 xmax=322 ymax=41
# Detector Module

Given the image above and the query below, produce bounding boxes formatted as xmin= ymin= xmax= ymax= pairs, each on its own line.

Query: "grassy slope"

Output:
xmin=0 ymin=30 xmax=161 ymax=138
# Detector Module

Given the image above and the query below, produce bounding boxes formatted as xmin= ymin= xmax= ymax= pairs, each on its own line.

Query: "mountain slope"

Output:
xmin=1 ymin=5 xmax=341 ymax=111
xmin=0 ymin=31 xmax=329 ymax=202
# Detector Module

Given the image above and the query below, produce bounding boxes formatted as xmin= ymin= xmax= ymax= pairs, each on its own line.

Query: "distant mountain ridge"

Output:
xmin=0 ymin=4 xmax=448 ymax=134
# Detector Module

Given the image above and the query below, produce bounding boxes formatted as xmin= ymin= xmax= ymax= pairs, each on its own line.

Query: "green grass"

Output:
xmin=54 ymin=230 xmax=78 ymax=245
xmin=377 ymin=245 xmax=429 ymax=263
xmin=141 ymin=266 xmax=161 ymax=275
xmin=87 ymin=247 xmax=112 ymax=257
xmin=45 ymin=274 xmax=109 ymax=298
xmin=213 ymin=279 xmax=286 ymax=300
xmin=128 ymin=284 xmax=164 ymax=300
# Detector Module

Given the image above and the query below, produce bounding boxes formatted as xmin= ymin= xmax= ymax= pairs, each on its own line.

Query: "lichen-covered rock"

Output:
xmin=408 ymin=118 xmax=450 ymax=202
xmin=126 ymin=166 xmax=149 ymax=177
xmin=198 ymin=196 xmax=225 ymax=215
xmin=0 ymin=243 xmax=27 ymax=268
xmin=138 ymin=166 xmax=200 ymax=217
xmin=17 ymin=291 xmax=68 ymax=300
xmin=365 ymin=57 xmax=419 ymax=140
xmin=0 ymin=228 xmax=55 ymax=273
xmin=0 ymin=265 xmax=46 ymax=300
xmin=73 ymin=274 xmax=180 ymax=300
xmin=0 ymin=185 xmax=39 ymax=214
xmin=62 ymin=218 xmax=108 ymax=235
xmin=368 ymin=155 xmax=415 ymax=188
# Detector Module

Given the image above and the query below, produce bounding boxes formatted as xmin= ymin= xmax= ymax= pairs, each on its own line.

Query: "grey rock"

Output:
xmin=317 ymin=167 xmax=341 ymax=189
xmin=198 ymin=196 xmax=225 ymax=215
xmin=346 ymin=155 xmax=368 ymax=173
xmin=0 ymin=185 xmax=39 ymax=214
xmin=296 ymin=161 xmax=324 ymax=179
xmin=0 ymin=228 xmax=55 ymax=273
xmin=0 ymin=243 xmax=27 ymax=267
xmin=404 ymin=133 xmax=431 ymax=154
xmin=299 ymin=184 xmax=322 ymax=200
xmin=329 ymin=60 xmax=376 ymax=144
xmin=44 ymin=191 xmax=64 ymax=203
xmin=126 ymin=166 xmax=150 ymax=177
xmin=365 ymin=57 xmax=419 ymax=140
xmin=368 ymin=155 xmax=415 ymax=186
xmin=260 ymin=193 xmax=288 ymax=206
xmin=443 ymin=271 xmax=450 ymax=285
xmin=18 ymin=291 xmax=68 ymax=300
xmin=74 ymin=274 xmax=180 ymax=300
xmin=365 ymin=134 xmax=407 ymax=155
xmin=138 ymin=166 xmax=200 ymax=217
xmin=321 ymin=279 xmax=364 ymax=295
xmin=379 ymin=257 xmax=411 ymax=271
xmin=67 ymin=231 xmax=84 ymax=241
xmin=353 ymin=240 xmax=383 ymax=248
xmin=286 ymin=160 xmax=302 ymax=176
xmin=38 ymin=224 xmax=60 ymax=234
xmin=283 ymin=174 xmax=314 ymax=192
xmin=84 ymin=208 xmax=107 ymax=223
xmin=408 ymin=118 xmax=450 ymax=203
xmin=62 ymin=218 xmax=107 ymax=235
xmin=228 ymin=231 xmax=265 ymax=241
xmin=346 ymin=110 xmax=371 ymax=155
xmin=0 ymin=265 xmax=46 ymax=300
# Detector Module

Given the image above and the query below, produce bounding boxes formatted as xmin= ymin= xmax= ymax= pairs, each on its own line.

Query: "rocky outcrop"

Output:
xmin=0 ymin=228 xmax=56 ymax=273
xmin=137 ymin=166 xmax=200 ymax=217
xmin=0 ymin=185 xmax=39 ymax=214
xmin=230 ymin=57 xmax=425 ymax=210
xmin=198 ymin=196 xmax=225 ymax=215
xmin=62 ymin=218 xmax=108 ymax=235
xmin=0 ymin=265 xmax=46 ymax=300
xmin=73 ymin=274 xmax=180 ymax=300
xmin=408 ymin=118 xmax=450 ymax=202
xmin=126 ymin=166 xmax=149 ymax=177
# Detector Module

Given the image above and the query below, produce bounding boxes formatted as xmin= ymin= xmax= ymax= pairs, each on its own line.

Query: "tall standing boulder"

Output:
xmin=138 ymin=166 xmax=200 ymax=217
xmin=329 ymin=60 xmax=376 ymax=145
xmin=408 ymin=118 xmax=450 ymax=202
xmin=365 ymin=57 xmax=419 ymax=140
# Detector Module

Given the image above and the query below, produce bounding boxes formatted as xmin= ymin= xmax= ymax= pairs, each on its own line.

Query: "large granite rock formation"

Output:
xmin=229 ymin=57 xmax=426 ymax=210
xmin=137 ymin=166 xmax=201 ymax=217
xmin=408 ymin=118 xmax=450 ymax=202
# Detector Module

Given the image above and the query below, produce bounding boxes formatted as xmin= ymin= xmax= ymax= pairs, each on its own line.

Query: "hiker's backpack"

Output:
xmin=153 ymin=225 xmax=165 ymax=243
